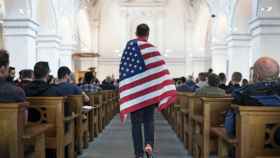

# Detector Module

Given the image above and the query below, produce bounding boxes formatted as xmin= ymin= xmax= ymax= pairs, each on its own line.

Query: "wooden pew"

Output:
xmin=163 ymin=92 xmax=195 ymax=152
xmin=212 ymin=105 xmax=280 ymax=158
xmin=175 ymin=92 xmax=194 ymax=142
xmin=0 ymin=102 xmax=51 ymax=158
xmin=27 ymin=97 xmax=76 ymax=158
xmin=102 ymin=91 xmax=110 ymax=126
xmin=87 ymin=92 xmax=103 ymax=136
xmin=66 ymin=95 xmax=93 ymax=154
xmin=191 ymin=97 xmax=233 ymax=158
xmin=113 ymin=91 xmax=119 ymax=115
xmin=179 ymin=92 xmax=194 ymax=150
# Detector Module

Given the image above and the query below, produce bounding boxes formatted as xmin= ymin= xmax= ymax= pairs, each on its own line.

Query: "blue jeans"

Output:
xmin=130 ymin=105 xmax=156 ymax=157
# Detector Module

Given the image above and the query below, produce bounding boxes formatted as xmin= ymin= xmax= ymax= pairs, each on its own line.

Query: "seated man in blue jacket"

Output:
xmin=230 ymin=57 xmax=280 ymax=155
xmin=232 ymin=57 xmax=280 ymax=105
xmin=56 ymin=66 xmax=89 ymax=102
xmin=176 ymin=76 xmax=198 ymax=92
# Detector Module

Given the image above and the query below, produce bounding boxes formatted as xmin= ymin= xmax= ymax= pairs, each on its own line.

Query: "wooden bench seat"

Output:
xmin=210 ymin=105 xmax=280 ymax=158
xmin=210 ymin=127 xmax=238 ymax=145
xmin=23 ymin=124 xmax=53 ymax=158
xmin=81 ymin=106 xmax=94 ymax=149
xmin=212 ymin=105 xmax=280 ymax=158
xmin=67 ymin=95 xmax=92 ymax=155
xmin=191 ymin=97 xmax=233 ymax=158
xmin=0 ymin=102 xmax=50 ymax=158
xmin=27 ymin=97 xmax=76 ymax=158
xmin=23 ymin=124 xmax=53 ymax=140
xmin=211 ymin=127 xmax=238 ymax=158
xmin=87 ymin=92 xmax=103 ymax=137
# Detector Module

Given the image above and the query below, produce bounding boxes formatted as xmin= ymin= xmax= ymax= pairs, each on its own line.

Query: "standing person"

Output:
xmin=119 ymin=24 xmax=176 ymax=158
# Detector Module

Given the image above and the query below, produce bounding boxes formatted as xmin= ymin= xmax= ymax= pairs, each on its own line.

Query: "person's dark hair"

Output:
xmin=84 ymin=72 xmax=94 ymax=84
xmin=180 ymin=77 xmax=186 ymax=83
xmin=0 ymin=49 xmax=9 ymax=68
xmin=136 ymin=24 xmax=150 ymax=37
xmin=208 ymin=68 xmax=213 ymax=74
xmin=58 ymin=66 xmax=71 ymax=79
xmin=47 ymin=75 xmax=55 ymax=85
xmin=34 ymin=62 xmax=50 ymax=79
xmin=218 ymin=73 xmax=226 ymax=83
xmin=198 ymin=72 xmax=207 ymax=82
xmin=9 ymin=66 xmax=15 ymax=72
xmin=231 ymin=72 xmax=242 ymax=83
xmin=242 ymin=78 xmax=249 ymax=87
xmin=19 ymin=69 xmax=33 ymax=80
xmin=208 ymin=73 xmax=220 ymax=87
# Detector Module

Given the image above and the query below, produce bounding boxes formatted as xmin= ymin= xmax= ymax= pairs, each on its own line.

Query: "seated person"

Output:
xmin=7 ymin=66 xmax=16 ymax=83
xmin=17 ymin=69 xmax=33 ymax=89
xmin=56 ymin=66 xmax=89 ymax=102
xmin=196 ymin=72 xmax=208 ymax=88
xmin=0 ymin=50 xmax=26 ymax=102
xmin=101 ymin=76 xmax=116 ymax=90
xmin=227 ymin=57 xmax=280 ymax=157
xmin=233 ymin=57 xmax=280 ymax=105
xmin=177 ymin=76 xmax=198 ymax=92
xmin=195 ymin=73 xmax=226 ymax=97
xmin=241 ymin=78 xmax=249 ymax=87
xmin=80 ymin=72 xmax=101 ymax=93
xmin=226 ymin=72 xmax=242 ymax=94
xmin=218 ymin=73 xmax=227 ymax=90
xmin=24 ymin=62 xmax=61 ymax=97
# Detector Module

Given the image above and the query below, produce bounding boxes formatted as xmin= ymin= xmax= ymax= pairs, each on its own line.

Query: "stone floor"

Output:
xmin=79 ymin=112 xmax=191 ymax=158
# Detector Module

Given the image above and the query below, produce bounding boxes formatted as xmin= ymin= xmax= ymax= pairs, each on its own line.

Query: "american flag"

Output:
xmin=119 ymin=38 xmax=176 ymax=121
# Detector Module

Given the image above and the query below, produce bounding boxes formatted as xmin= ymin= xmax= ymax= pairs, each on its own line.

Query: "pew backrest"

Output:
xmin=27 ymin=97 xmax=66 ymax=137
xmin=201 ymin=97 xmax=233 ymax=126
xmin=0 ymin=102 xmax=28 ymax=158
xmin=233 ymin=105 xmax=280 ymax=158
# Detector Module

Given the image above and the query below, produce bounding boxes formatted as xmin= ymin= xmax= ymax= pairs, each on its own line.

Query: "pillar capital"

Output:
xmin=3 ymin=18 xmax=39 ymax=39
xmin=226 ymin=33 xmax=251 ymax=48
xmin=249 ymin=17 xmax=280 ymax=37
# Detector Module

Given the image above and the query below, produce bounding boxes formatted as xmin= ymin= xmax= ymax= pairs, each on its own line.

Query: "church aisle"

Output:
xmin=79 ymin=112 xmax=191 ymax=158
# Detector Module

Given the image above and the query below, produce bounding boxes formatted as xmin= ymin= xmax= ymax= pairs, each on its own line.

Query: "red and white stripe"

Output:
xmin=119 ymin=40 xmax=176 ymax=120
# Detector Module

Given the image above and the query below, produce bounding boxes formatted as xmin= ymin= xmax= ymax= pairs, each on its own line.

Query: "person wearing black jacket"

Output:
xmin=24 ymin=62 xmax=61 ymax=97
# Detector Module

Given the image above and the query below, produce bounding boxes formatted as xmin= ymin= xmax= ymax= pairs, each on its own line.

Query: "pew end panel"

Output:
xmin=233 ymin=105 xmax=280 ymax=158
xmin=27 ymin=97 xmax=76 ymax=158
xmin=191 ymin=97 xmax=233 ymax=158
xmin=0 ymin=102 xmax=28 ymax=158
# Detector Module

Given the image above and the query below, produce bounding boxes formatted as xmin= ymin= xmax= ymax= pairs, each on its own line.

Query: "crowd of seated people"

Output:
xmin=175 ymin=57 xmax=280 ymax=157
xmin=1 ymin=47 xmax=280 ymax=156
xmin=176 ymin=68 xmax=249 ymax=97
xmin=195 ymin=73 xmax=226 ymax=97
xmin=0 ymin=49 xmax=117 ymax=104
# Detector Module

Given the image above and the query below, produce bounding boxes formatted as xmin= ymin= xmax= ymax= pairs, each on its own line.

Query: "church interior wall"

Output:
xmin=1 ymin=0 xmax=280 ymax=80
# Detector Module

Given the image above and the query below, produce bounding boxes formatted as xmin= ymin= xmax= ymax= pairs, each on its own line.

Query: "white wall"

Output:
xmin=96 ymin=0 xmax=206 ymax=80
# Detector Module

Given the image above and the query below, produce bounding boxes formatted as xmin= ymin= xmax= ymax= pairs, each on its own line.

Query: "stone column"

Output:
xmin=59 ymin=44 xmax=76 ymax=70
xmin=3 ymin=19 xmax=39 ymax=70
xmin=249 ymin=17 xmax=280 ymax=64
xmin=226 ymin=33 xmax=251 ymax=79
xmin=36 ymin=34 xmax=61 ymax=76
xmin=210 ymin=43 xmax=228 ymax=75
